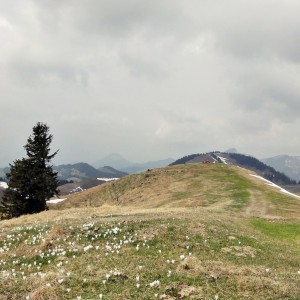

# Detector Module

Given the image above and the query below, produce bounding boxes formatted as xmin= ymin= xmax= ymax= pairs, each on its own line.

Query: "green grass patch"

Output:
xmin=251 ymin=219 xmax=300 ymax=240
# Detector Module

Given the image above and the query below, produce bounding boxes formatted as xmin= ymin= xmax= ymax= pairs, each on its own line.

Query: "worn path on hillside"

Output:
xmin=245 ymin=190 xmax=268 ymax=217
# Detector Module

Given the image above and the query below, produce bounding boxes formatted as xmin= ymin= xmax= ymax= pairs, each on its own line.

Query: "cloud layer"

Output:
xmin=1 ymin=0 xmax=300 ymax=165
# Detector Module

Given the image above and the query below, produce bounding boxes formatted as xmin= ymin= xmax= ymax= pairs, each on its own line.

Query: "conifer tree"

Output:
xmin=0 ymin=122 xmax=59 ymax=219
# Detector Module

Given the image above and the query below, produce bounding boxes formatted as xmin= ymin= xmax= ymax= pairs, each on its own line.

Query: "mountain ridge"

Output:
xmin=93 ymin=153 xmax=174 ymax=174
xmin=262 ymin=154 xmax=300 ymax=182
xmin=170 ymin=151 xmax=298 ymax=186
xmin=54 ymin=162 xmax=127 ymax=182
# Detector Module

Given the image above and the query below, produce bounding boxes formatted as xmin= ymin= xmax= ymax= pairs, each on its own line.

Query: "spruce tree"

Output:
xmin=0 ymin=122 xmax=59 ymax=219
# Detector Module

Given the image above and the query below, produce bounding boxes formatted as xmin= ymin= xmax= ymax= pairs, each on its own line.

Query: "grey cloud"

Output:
xmin=31 ymin=0 xmax=190 ymax=39
xmin=232 ymin=64 xmax=300 ymax=121
xmin=200 ymin=1 xmax=300 ymax=63
xmin=1 ymin=0 xmax=300 ymax=166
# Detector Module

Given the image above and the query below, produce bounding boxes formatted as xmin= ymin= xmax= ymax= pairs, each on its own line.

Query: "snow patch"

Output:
xmin=97 ymin=178 xmax=119 ymax=182
xmin=0 ymin=182 xmax=8 ymax=189
xmin=46 ymin=198 xmax=66 ymax=204
xmin=250 ymin=174 xmax=300 ymax=199
xmin=217 ymin=156 xmax=228 ymax=164
xmin=209 ymin=155 xmax=218 ymax=163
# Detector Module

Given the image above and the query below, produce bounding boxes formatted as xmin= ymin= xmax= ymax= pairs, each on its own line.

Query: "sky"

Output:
xmin=1 ymin=0 xmax=300 ymax=166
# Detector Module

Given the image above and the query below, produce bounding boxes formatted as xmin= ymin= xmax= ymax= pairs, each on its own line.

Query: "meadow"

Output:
xmin=1 ymin=164 xmax=300 ymax=299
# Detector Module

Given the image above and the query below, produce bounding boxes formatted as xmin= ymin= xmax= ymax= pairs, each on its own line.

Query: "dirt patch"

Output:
xmin=221 ymin=246 xmax=257 ymax=258
xmin=29 ymin=286 xmax=58 ymax=300
xmin=176 ymin=256 xmax=205 ymax=275
xmin=186 ymin=222 xmax=206 ymax=237
xmin=162 ymin=283 xmax=202 ymax=299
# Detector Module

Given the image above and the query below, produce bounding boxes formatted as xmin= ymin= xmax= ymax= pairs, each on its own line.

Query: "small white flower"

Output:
xmin=84 ymin=245 xmax=93 ymax=252
xmin=149 ymin=280 xmax=160 ymax=288
xmin=180 ymin=254 xmax=185 ymax=260
xmin=99 ymin=294 xmax=103 ymax=299
xmin=136 ymin=283 xmax=140 ymax=288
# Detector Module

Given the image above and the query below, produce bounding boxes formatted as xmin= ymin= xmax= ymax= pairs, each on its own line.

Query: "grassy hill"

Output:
xmin=53 ymin=164 xmax=300 ymax=218
xmin=1 ymin=164 xmax=300 ymax=299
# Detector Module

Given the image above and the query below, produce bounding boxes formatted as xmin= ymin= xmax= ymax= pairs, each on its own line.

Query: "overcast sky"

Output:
xmin=1 ymin=0 xmax=300 ymax=166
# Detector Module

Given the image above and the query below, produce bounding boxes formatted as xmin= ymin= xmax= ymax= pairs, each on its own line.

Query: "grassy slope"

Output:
xmin=0 ymin=164 xmax=300 ymax=299
xmin=52 ymin=164 xmax=300 ymax=218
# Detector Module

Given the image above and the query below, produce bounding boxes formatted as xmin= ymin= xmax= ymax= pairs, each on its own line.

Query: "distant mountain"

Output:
xmin=0 ymin=167 xmax=10 ymax=180
xmin=121 ymin=158 xmax=175 ymax=174
xmin=171 ymin=151 xmax=297 ymax=185
xmin=225 ymin=148 xmax=238 ymax=153
xmin=54 ymin=163 xmax=127 ymax=182
xmin=262 ymin=155 xmax=300 ymax=182
xmin=94 ymin=153 xmax=174 ymax=174
xmin=97 ymin=166 xmax=127 ymax=178
xmin=94 ymin=153 xmax=132 ymax=169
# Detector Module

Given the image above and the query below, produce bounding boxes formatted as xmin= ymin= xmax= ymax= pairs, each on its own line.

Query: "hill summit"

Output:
xmin=52 ymin=163 xmax=300 ymax=219
xmin=170 ymin=151 xmax=297 ymax=185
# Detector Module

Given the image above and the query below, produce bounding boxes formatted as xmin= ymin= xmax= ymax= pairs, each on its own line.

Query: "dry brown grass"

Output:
xmin=1 ymin=164 xmax=300 ymax=299
xmin=49 ymin=164 xmax=300 ymax=220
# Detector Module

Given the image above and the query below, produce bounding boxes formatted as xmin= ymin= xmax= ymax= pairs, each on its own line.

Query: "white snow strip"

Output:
xmin=218 ymin=156 xmax=228 ymax=164
xmin=250 ymin=174 xmax=300 ymax=199
xmin=209 ymin=155 xmax=217 ymax=163
xmin=97 ymin=177 xmax=119 ymax=182
xmin=0 ymin=181 xmax=8 ymax=189
xmin=46 ymin=198 xmax=66 ymax=204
